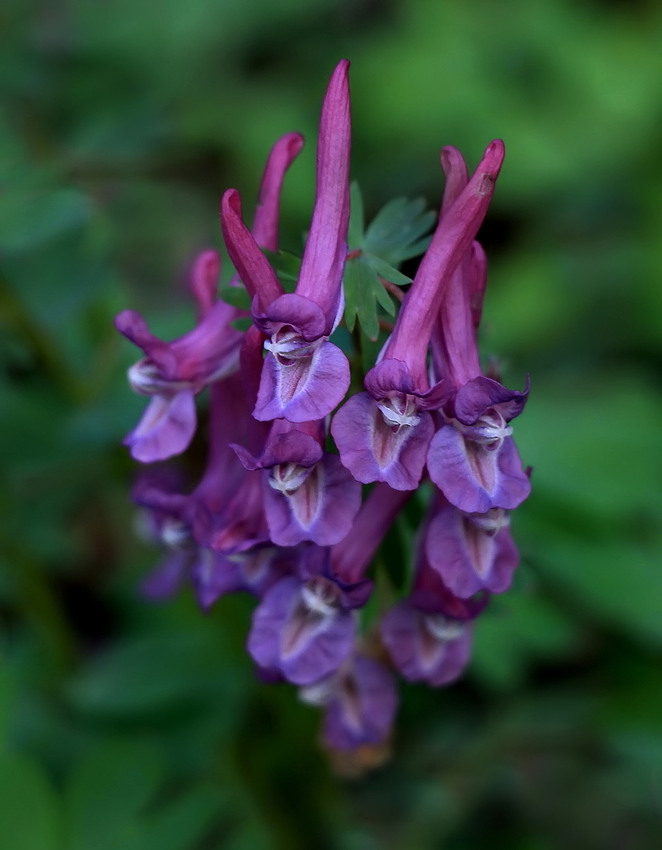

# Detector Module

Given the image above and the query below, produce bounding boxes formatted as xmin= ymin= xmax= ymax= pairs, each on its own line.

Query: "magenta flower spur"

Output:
xmin=221 ymin=60 xmax=351 ymax=422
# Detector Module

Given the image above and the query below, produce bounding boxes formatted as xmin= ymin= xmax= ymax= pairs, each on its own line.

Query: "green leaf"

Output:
xmin=344 ymin=255 xmax=398 ymax=341
xmin=393 ymin=234 xmax=433 ymax=262
xmin=521 ymin=513 xmax=662 ymax=647
xmin=140 ymin=785 xmax=224 ymax=850
xmin=219 ymin=284 xmax=251 ymax=311
xmin=516 ymin=374 xmax=662 ymax=521
xmin=348 ymin=181 xmax=365 ymax=248
xmin=342 ymin=256 xmax=359 ymax=333
xmin=230 ymin=317 xmax=252 ymax=332
xmin=65 ymin=740 xmax=164 ymax=850
xmin=372 ymin=271 xmax=396 ymax=316
xmin=363 ymin=197 xmax=436 ymax=265
xmin=66 ymin=631 xmax=244 ymax=717
xmin=365 ymin=253 xmax=412 ymax=285
xmin=471 ymin=591 xmax=581 ymax=690
xmin=0 ymin=665 xmax=11 ymax=752
xmin=0 ymin=754 xmax=61 ymax=850
xmin=0 ymin=187 xmax=93 ymax=253
xmin=353 ymin=258 xmax=381 ymax=341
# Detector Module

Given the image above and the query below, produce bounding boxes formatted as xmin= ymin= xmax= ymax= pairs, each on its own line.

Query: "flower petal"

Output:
xmin=453 ymin=375 xmax=529 ymax=424
xmin=124 ymin=390 xmax=196 ymax=463
xmin=254 ymin=339 xmax=349 ymax=422
xmin=332 ymin=393 xmax=433 ymax=490
xmin=380 ymin=602 xmax=472 ymax=687
xmin=322 ymin=656 xmax=397 ymax=751
xmin=264 ymin=455 xmax=361 ymax=546
xmin=426 ymin=504 xmax=519 ymax=597
xmin=427 ymin=427 xmax=530 ymax=513
xmin=247 ymin=577 xmax=355 ymax=685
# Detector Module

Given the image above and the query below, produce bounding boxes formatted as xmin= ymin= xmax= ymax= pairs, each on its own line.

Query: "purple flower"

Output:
xmin=247 ymin=571 xmax=363 ymax=685
xmin=425 ymin=498 xmax=519 ymax=598
xmin=188 ymin=368 xmax=270 ymax=557
xmin=379 ymin=507 xmax=488 ymax=686
xmin=130 ymin=375 xmax=280 ymax=609
xmin=191 ymin=545 xmax=288 ymax=610
xmin=425 ymin=146 xmax=530 ymax=511
xmin=116 ymin=133 xmax=303 ymax=462
xmin=232 ymin=418 xmax=361 ymax=547
xmin=332 ymin=140 xmax=505 ymax=490
xmin=300 ymin=654 xmax=397 ymax=751
xmin=221 ymin=60 xmax=351 ymax=422
xmin=380 ymin=601 xmax=473 ymax=687
xmin=132 ymin=470 xmax=194 ymax=600
xmin=427 ymin=379 xmax=531 ymax=513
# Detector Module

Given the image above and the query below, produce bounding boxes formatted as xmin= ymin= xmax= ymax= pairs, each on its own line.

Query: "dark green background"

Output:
xmin=1 ymin=0 xmax=661 ymax=847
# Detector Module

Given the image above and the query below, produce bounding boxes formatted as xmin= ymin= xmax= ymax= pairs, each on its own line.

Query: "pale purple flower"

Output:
xmin=247 ymin=563 xmax=370 ymax=685
xmin=380 ymin=509 xmax=488 ymax=686
xmin=300 ymin=654 xmax=397 ymax=751
xmin=221 ymin=60 xmax=351 ymax=422
xmin=116 ymin=133 xmax=303 ymax=462
xmin=380 ymin=601 xmax=473 ymax=687
xmin=332 ymin=140 xmax=505 ymax=490
xmin=425 ymin=499 xmax=519 ymax=598
xmin=132 ymin=469 xmax=193 ymax=599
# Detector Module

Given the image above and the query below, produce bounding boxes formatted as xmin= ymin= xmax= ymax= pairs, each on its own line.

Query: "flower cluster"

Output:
xmin=117 ymin=60 xmax=530 ymax=759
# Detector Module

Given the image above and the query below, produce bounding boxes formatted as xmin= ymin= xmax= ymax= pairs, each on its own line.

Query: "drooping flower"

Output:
xmin=300 ymin=654 xmax=397 ymax=751
xmin=332 ymin=140 xmax=505 ymax=490
xmin=221 ymin=60 xmax=351 ymax=422
xmin=244 ymin=482 xmax=411 ymax=686
xmin=116 ymin=133 xmax=303 ymax=462
xmin=426 ymin=145 xmax=530 ymax=512
xmin=232 ymin=417 xmax=361 ymax=547
xmin=425 ymin=498 xmax=519 ymax=598
xmin=247 ymin=551 xmax=371 ymax=686
xmin=380 ymin=517 xmax=487 ymax=686
xmin=116 ymin=60 xmax=535 ymax=760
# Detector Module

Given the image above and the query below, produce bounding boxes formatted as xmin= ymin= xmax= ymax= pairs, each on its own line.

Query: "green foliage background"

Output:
xmin=1 ymin=0 xmax=661 ymax=847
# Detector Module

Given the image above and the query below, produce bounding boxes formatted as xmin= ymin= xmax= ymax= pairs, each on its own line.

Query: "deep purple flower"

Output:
xmin=425 ymin=497 xmax=519 ymax=598
xmin=300 ymin=654 xmax=398 ymax=751
xmin=187 ymin=360 xmax=270 ymax=556
xmin=232 ymin=418 xmax=361 ymax=547
xmin=116 ymin=133 xmax=303 ymax=462
xmin=425 ymin=146 xmax=530 ymax=512
xmin=221 ymin=60 xmax=351 ymax=422
xmin=132 ymin=469 xmax=194 ymax=599
xmin=191 ymin=545 xmax=288 ymax=610
xmin=332 ymin=140 xmax=505 ymax=490
xmin=130 ymin=373 xmax=280 ymax=609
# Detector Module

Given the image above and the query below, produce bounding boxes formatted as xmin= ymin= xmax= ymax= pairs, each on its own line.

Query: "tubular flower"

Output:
xmin=221 ymin=60 xmax=351 ymax=422
xmin=118 ymin=60 xmax=534 ymax=760
xmin=331 ymin=140 xmax=505 ymax=490
xmin=426 ymin=145 xmax=530 ymax=512
xmin=116 ymin=133 xmax=303 ymax=462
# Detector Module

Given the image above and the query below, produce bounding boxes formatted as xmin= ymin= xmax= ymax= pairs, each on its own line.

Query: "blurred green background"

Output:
xmin=1 ymin=0 xmax=661 ymax=847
